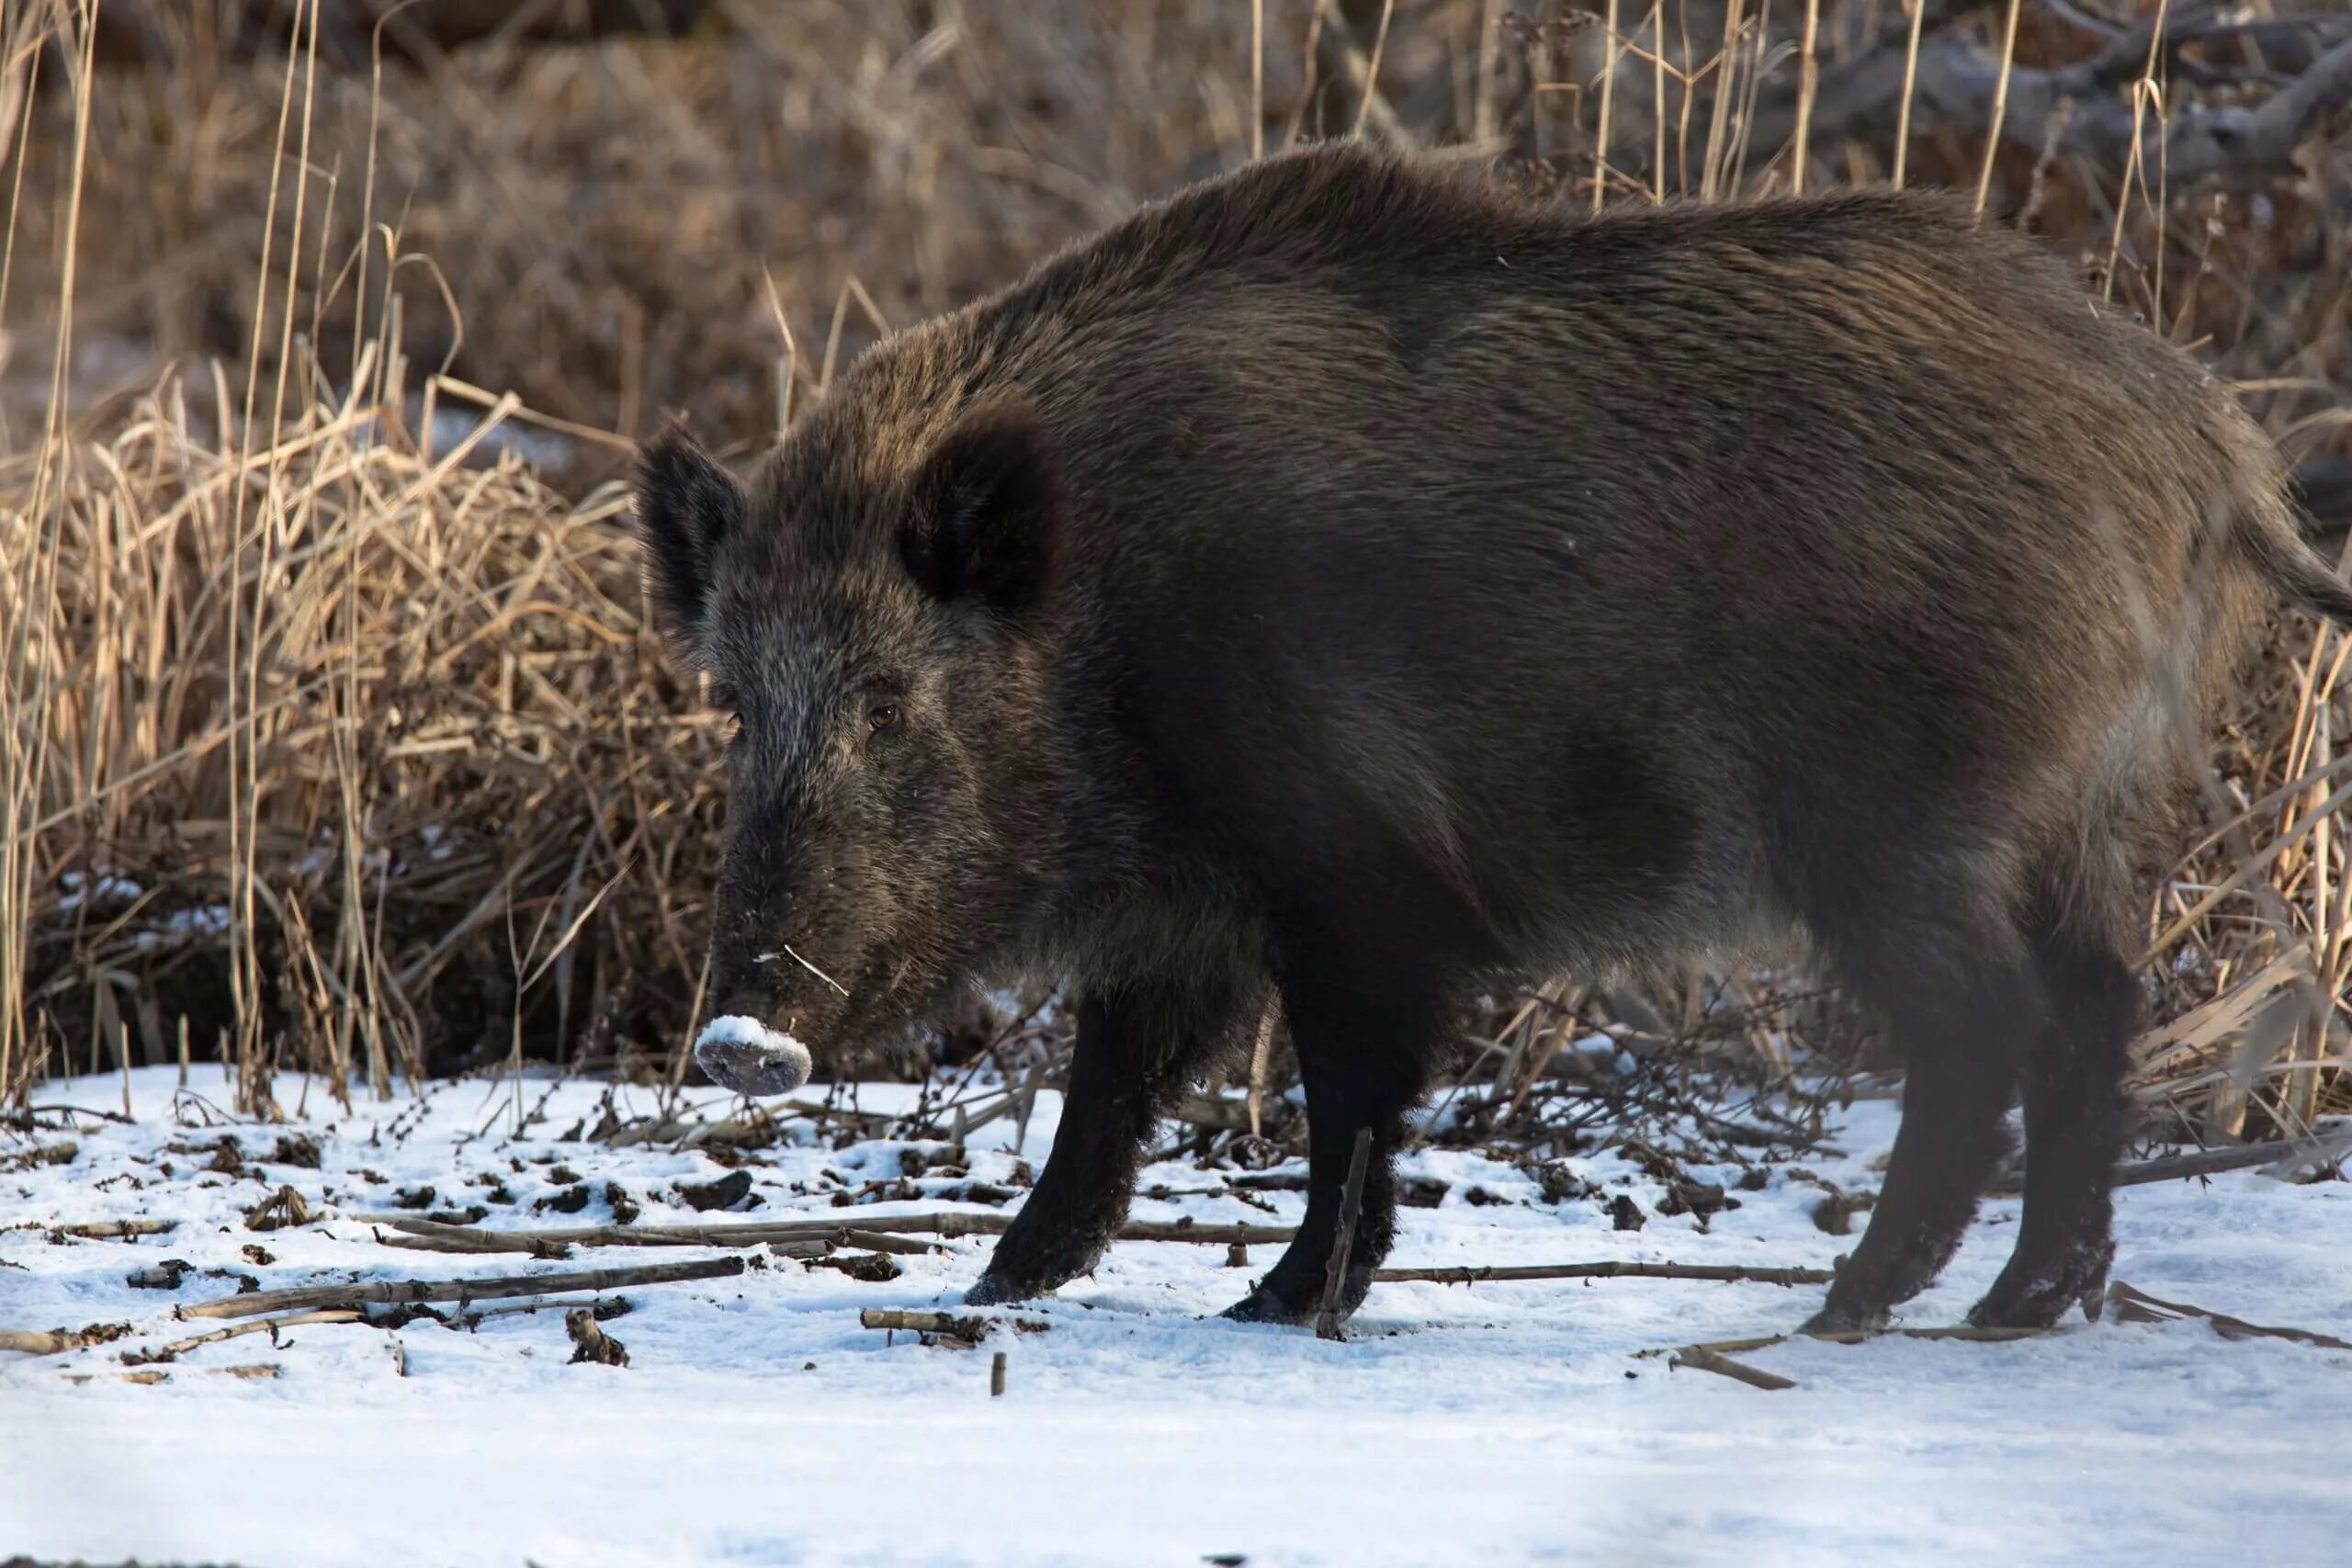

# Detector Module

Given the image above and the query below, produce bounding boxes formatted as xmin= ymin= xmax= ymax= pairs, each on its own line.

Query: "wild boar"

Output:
xmin=634 ymin=141 xmax=2349 ymax=1332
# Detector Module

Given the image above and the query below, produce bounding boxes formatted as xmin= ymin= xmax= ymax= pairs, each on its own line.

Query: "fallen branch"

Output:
xmin=354 ymin=1211 xmax=1298 ymax=1252
xmin=1123 ymin=1219 xmax=1299 ymax=1245
xmin=1670 ymin=1345 xmax=1798 ymax=1391
xmin=45 ymin=1219 xmax=176 ymax=1240
xmin=859 ymin=1307 xmax=1049 ymax=1344
xmin=351 ymin=1213 xmax=969 ymax=1250
xmin=2114 ymin=1131 xmax=2352 ymax=1188
xmin=837 ymin=1229 xmax=947 ymax=1257
xmin=1657 ymin=1280 xmax=2352 ymax=1377
xmin=372 ymin=1226 xmax=573 ymax=1258
xmin=121 ymin=1310 xmax=363 ymax=1366
xmin=453 ymin=1294 xmax=632 ymax=1326
xmin=1645 ymin=1321 xmax=2059 ymax=1386
xmin=177 ymin=1256 xmax=744 ymax=1321
xmin=69 ymin=1363 xmax=282 ymax=1385
xmin=0 ymin=1323 xmax=131 ymax=1356
xmin=862 ymin=1308 xmax=978 ymax=1335
xmin=1683 ymin=1325 xmax=2054 ymax=1355
xmin=2104 ymin=1280 xmax=2352 ymax=1350
xmin=1984 ymin=1128 xmax=2352 ymax=1197
xmin=2 ymin=1104 xmax=134 ymax=1128
xmin=1372 ymin=1260 xmax=1835 ymax=1287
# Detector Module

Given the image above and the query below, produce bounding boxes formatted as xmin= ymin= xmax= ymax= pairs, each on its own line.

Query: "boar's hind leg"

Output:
xmin=1966 ymin=925 xmax=2135 ymax=1329
xmin=1222 ymin=930 xmax=1445 ymax=1327
xmin=967 ymin=974 xmax=1246 ymax=1305
xmin=1801 ymin=931 xmax=2037 ymax=1335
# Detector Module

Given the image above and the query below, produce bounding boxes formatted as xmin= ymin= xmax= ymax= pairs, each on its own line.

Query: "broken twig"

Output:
xmin=1671 ymin=1344 xmax=1798 ymax=1391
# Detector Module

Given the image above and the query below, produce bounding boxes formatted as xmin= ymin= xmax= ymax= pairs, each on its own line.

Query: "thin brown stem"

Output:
xmin=1976 ymin=0 xmax=2026 ymax=215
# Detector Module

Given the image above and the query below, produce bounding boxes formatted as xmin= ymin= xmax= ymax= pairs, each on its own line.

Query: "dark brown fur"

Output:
xmin=635 ymin=142 xmax=2349 ymax=1334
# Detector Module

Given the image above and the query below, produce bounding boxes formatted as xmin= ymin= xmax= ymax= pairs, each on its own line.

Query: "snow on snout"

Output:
xmin=693 ymin=1014 xmax=813 ymax=1096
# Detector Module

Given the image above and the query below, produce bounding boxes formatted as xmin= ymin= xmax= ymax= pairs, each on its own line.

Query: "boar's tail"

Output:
xmin=2240 ymin=486 xmax=2352 ymax=626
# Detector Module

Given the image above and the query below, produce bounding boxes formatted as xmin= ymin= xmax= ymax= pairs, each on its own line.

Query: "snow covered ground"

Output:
xmin=4 ymin=1066 xmax=2348 ymax=1567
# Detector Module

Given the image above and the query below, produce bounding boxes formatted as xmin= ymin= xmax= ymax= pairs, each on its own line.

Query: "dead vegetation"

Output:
xmin=2 ymin=2 xmax=2348 ymax=1167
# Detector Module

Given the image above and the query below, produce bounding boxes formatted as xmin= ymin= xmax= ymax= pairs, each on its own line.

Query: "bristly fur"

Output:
xmin=634 ymin=141 xmax=2343 ymax=1335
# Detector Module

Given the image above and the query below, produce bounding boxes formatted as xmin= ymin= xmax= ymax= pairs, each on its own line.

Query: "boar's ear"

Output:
xmin=633 ymin=419 xmax=746 ymax=657
xmin=899 ymin=399 xmax=1061 ymax=621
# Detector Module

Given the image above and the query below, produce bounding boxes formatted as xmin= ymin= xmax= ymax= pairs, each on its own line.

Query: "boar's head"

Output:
xmin=633 ymin=397 xmax=1069 ymax=1094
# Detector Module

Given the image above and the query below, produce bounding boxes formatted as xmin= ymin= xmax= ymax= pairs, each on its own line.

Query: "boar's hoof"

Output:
xmin=1961 ymin=1290 xmax=2068 ymax=1332
xmin=1962 ymin=1277 xmax=2091 ymax=1332
xmin=1966 ymin=1237 xmax=2115 ymax=1330
xmin=1797 ymin=1300 xmax=1891 ymax=1337
xmin=1219 ymin=1287 xmax=1321 ymax=1327
xmin=963 ymin=1270 xmax=1046 ymax=1307
xmin=967 ymin=1234 xmax=1107 ymax=1303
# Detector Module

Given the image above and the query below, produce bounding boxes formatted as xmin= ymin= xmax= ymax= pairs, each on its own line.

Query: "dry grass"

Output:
xmin=2 ymin=1 xmax=2347 ymax=1147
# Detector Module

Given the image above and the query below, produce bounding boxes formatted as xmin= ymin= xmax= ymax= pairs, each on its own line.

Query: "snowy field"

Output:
xmin=4 ymin=1066 xmax=2349 ymax=1568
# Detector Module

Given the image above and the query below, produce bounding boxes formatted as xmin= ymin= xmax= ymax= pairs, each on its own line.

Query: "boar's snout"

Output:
xmin=693 ymin=987 xmax=817 ymax=1098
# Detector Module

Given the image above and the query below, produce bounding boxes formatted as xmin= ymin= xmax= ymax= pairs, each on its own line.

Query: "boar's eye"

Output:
xmin=866 ymin=701 xmax=902 ymax=735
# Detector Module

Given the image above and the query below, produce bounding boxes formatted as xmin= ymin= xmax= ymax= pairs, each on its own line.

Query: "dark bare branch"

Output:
xmin=2167 ymin=34 xmax=2352 ymax=182
xmin=1733 ymin=17 xmax=2352 ymax=186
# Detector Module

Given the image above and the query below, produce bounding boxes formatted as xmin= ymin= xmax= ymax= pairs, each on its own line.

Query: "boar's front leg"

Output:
xmin=967 ymin=974 xmax=1245 ymax=1305
xmin=1223 ymin=927 xmax=1445 ymax=1327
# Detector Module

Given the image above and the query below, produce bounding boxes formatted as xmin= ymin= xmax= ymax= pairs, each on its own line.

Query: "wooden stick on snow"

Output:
xmin=178 ymin=1256 xmax=745 ymax=1321
xmin=1372 ymin=1260 xmax=1834 ymax=1287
